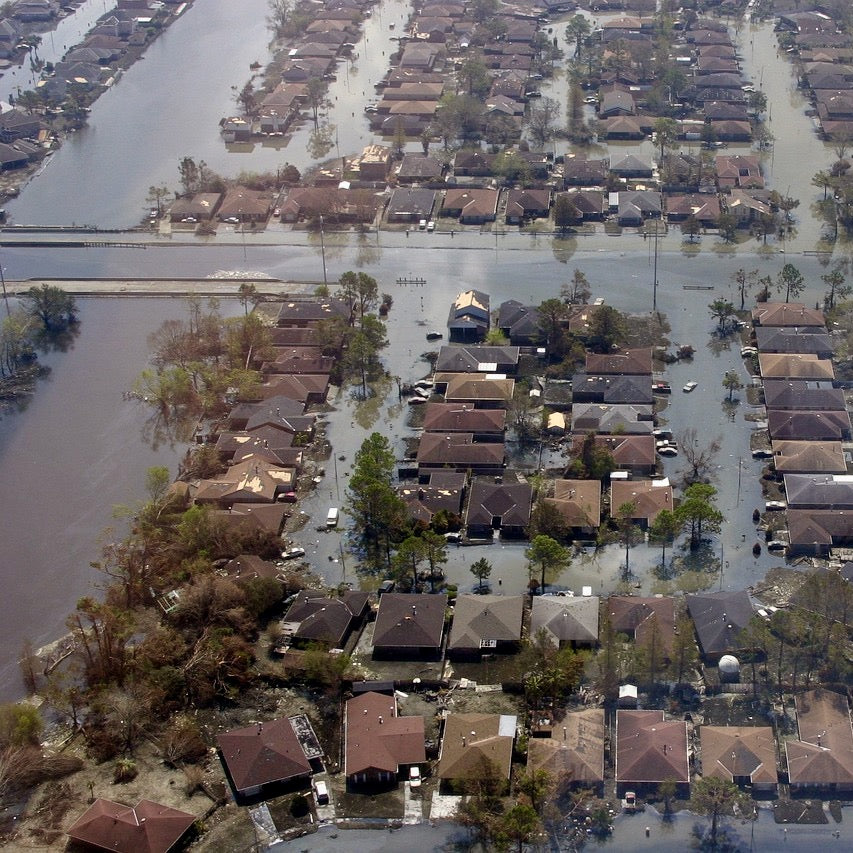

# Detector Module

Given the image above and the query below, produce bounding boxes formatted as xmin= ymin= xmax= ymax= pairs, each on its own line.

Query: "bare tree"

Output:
xmin=677 ymin=428 xmax=721 ymax=484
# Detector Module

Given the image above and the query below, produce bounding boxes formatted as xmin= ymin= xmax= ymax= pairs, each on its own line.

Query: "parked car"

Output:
xmin=683 ymin=381 xmax=698 ymax=392
xmin=652 ymin=382 xmax=672 ymax=394
xmin=281 ymin=546 xmax=306 ymax=560
xmin=752 ymin=448 xmax=773 ymax=459
xmin=409 ymin=767 xmax=422 ymax=788
xmin=765 ymin=501 xmax=786 ymax=511
xmin=314 ymin=780 xmax=329 ymax=805
xmin=658 ymin=445 xmax=678 ymax=457
xmin=418 ymin=219 xmax=427 ymax=230
xmin=426 ymin=221 xmax=435 ymax=232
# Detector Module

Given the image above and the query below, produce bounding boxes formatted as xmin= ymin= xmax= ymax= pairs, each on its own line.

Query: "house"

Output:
xmin=527 ymin=708 xmax=605 ymax=794
xmin=771 ymin=440 xmax=847 ymax=475
xmin=716 ymin=154 xmax=763 ymax=189
xmin=217 ymin=716 xmax=318 ymax=800
xmin=435 ymin=345 xmax=519 ymax=374
xmin=386 ymin=188 xmax=438 ymax=222
xmin=752 ymin=302 xmax=826 ymax=328
xmin=754 ymin=327 xmax=833 ymax=358
xmin=686 ymin=590 xmax=754 ymax=660
xmin=211 ymin=503 xmax=289 ymax=538
xmin=444 ymin=375 xmax=515 ymax=407
xmin=570 ymin=374 xmax=654 ymax=405
xmin=193 ymin=456 xmax=296 ymax=506
xmin=447 ymin=289 xmax=490 ymax=342
xmin=281 ymin=590 xmax=370 ymax=649
xmin=530 ymin=596 xmax=599 ymax=647
xmin=66 ymin=799 xmax=196 ymax=853
xmin=344 ymin=692 xmax=426 ymax=785
xmin=758 ymin=353 xmax=835 ymax=381
xmin=260 ymin=374 xmax=330 ymax=406
xmin=416 ymin=432 xmax=505 ymax=475
xmin=562 ymin=157 xmax=608 ymax=186
xmin=700 ymin=726 xmax=778 ymax=792
xmin=453 ymin=149 xmax=497 ymax=176
xmin=437 ymin=712 xmax=516 ymax=788
xmin=276 ymin=296 xmax=351 ymax=327
xmin=168 ymin=193 xmax=222 ymax=222
xmin=609 ymin=154 xmax=653 ymax=179
xmin=786 ymin=689 xmax=853 ymax=792
xmin=616 ymin=191 xmax=662 ymax=226
xmin=599 ymin=88 xmax=636 ymax=117
xmin=221 ymin=554 xmax=289 ymax=586
xmin=465 ymin=479 xmax=532 ymax=538
xmin=726 ymin=188 xmax=772 ymax=224
xmin=497 ymin=300 xmax=542 ymax=344
xmin=279 ymin=187 xmax=384 ymax=224
xmin=372 ymin=593 xmax=447 ymax=658
xmin=351 ymin=144 xmax=393 ymax=180
xmin=763 ymin=380 xmax=845 ymax=412
xmin=570 ymin=403 xmax=654 ymax=435
xmin=585 ymin=348 xmax=653 ymax=376
xmin=601 ymin=115 xmax=649 ymax=140
xmin=556 ymin=190 xmax=606 ymax=222
xmin=399 ymin=471 xmax=465 ymax=525
xmin=767 ymin=410 xmax=852 ymax=442
xmin=787 ymin=510 xmax=853 ymax=554
xmin=397 ymin=153 xmax=443 ymax=183
xmin=400 ymin=42 xmax=441 ymax=69
xmin=610 ymin=479 xmax=674 ymax=527
xmin=545 ymin=479 xmax=601 ymax=533
xmin=217 ymin=188 xmax=273 ymax=222
xmin=0 ymin=108 xmax=44 ymax=142
xmin=421 ymin=402 xmax=506 ymax=437
xmin=666 ymin=193 xmax=721 ymax=227
xmin=440 ymin=188 xmax=499 ymax=223
xmin=615 ymin=710 xmax=689 ymax=796
xmin=505 ymin=188 xmax=551 ymax=223
xmin=607 ymin=596 xmax=676 ymax=659
xmin=447 ymin=594 xmax=524 ymax=658
xmin=785 ymin=474 xmax=853 ymax=509
xmin=568 ymin=433 xmax=657 ymax=476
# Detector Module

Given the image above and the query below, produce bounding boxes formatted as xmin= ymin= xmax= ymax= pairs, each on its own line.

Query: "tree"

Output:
xmin=561 ymin=269 xmax=591 ymax=305
xmin=690 ymin=776 xmax=743 ymax=848
xmin=537 ymin=298 xmax=568 ymax=348
xmin=146 ymin=185 xmax=170 ymax=217
xmin=305 ymin=77 xmax=328 ymax=129
xmin=493 ymin=150 xmax=532 ymax=184
xmin=731 ymin=268 xmax=758 ymax=311
xmin=553 ymin=193 xmax=580 ymax=232
xmin=339 ymin=271 xmax=378 ymax=321
xmin=529 ymin=500 xmax=569 ymax=541
xmin=420 ymin=529 xmax=448 ymax=592
xmin=457 ymin=54 xmax=491 ymax=99
xmin=615 ymin=502 xmax=642 ymax=578
xmin=515 ymin=768 xmax=552 ymax=814
xmin=821 ymin=261 xmax=851 ymax=310
xmin=677 ymin=427 xmax=721 ymax=484
xmin=776 ymin=262 xmax=805 ymax=302
xmin=22 ymin=285 xmax=78 ymax=333
xmin=682 ymin=214 xmax=701 ymax=242
xmin=237 ymin=282 xmax=259 ymax=316
xmin=565 ymin=15 xmax=591 ymax=58
xmin=178 ymin=156 xmax=199 ymax=195
xmin=813 ymin=169 xmax=833 ymax=201
xmin=748 ymin=89 xmax=767 ymax=117
xmin=676 ymin=483 xmax=723 ymax=550
xmin=527 ymin=96 xmax=560 ymax=149
xmin=658 ymin=777 xmax=678 ymax=817
xmin=653 ymin=117 xmax=678 ymax=163
xmin=649 ymin=509 xmax=682 ymax=571
xmin=722 ymin=370 xmax=743 ymax=402
xmin=525 ymin=535 xmax=571 ymax=594
xmin=669 ymin=614 xmax=698 ymax=684
xmin=267 ymin=0 xmax=291 ymax=37
xmin=717 ymin=212 xmax=737 ymax=243
xmin=470 ymin=557 xmax=492 ymax=593
xmin=567 ymin=431 xmax=616 ymax=481
xmin=235 ymin=81 xmax=256 ymax=116
xmin=499 ymin=803 xmax=540 ymax=852
xmin=708 ymin=298 xmax=736 ymax=333
xmin=586 ymin=305 xmax=627 ymax=353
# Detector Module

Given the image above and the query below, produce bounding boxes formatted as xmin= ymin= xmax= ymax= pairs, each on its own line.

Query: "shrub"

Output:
xmin=113 ymin=758 xmax=137 ymax=784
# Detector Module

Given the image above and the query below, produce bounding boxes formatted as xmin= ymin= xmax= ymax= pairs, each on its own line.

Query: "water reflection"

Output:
xmin=551 ymin=235 xmax=577 ymax=264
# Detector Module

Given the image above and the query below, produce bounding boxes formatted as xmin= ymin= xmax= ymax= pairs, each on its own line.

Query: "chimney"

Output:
xmin=663 ymin=744 xmax=668 ymax=755
xmin=462 ymin=736 xmax=467 ymax=747
xmin=379 ymin=716 xmax=384 ymax=725
xmin=257 ymin=723 xmax=263 ymax=735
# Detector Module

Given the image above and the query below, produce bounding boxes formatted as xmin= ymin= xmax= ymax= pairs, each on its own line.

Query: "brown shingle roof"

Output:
xmin=616 ymin=710 xmax=689 ymax=785
xmin=422 ymin=402 xmax=506 ymax=433
xmin=787 ymin=690 xmax=853 ymax=787
xmin=772 ymin=440 xmax=847 ymax=474
xmin=700 ymin=726 xmax=778 ymax=786
xmin=546 ymin=479 xmax=601 ymax=528
xmin=607 ymin=596 xmax=676 ymax=657
xmin=752 ymin=302 xmax=826 ymax=328
xmin=448 ymin=594 xmax=524 ymax=652
xmin=610 ymin=479 xmax=674 ymax=525
xmin=527 ymin=708 xmax=605 ymax=787
xmin=437 ymin=712 xmax=516 ymax=781
xmin=372 ymin=594 xmax=447 ymax=651
xmin=758 ymin=353 xmax=835 ymax=380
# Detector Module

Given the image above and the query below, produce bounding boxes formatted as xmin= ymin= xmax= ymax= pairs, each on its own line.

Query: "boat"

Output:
xmin=426 ymin=331 xmax=443 ymax=340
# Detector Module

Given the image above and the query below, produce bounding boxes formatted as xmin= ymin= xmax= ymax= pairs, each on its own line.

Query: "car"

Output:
xmin=365 ymin=105 xmax=378 ymax=113
xmin=378 ymin=579 xmax=396 ymax=596
xmin=418 ymin=219 xmax=427 ymax=230
xmin=767 ymin=540 xmax=787 ymax=552
xmin=426 ymin=331 xmax=443 ymax=340
xmin=741 ymin=346 xmax=758 ymax=356
xmin=444 ymin=531 xmax=462 ymax=542
xmin=525 ymin=90 xmax=542 ymax=98
xmin=752 ymin=448 xmax=773 ymax=459
xmin=584 ymin=95 xmax=598 ymax=104
xmin=593 ymin=297 xmax=605 ymax=306
xmin=277 ymin=490 xmax=298 ymax=503
xmin=281 ymin=546 xmax=306 ymax=560
xmin=426 ymin=220 xmax=435 ymax=232
xmin=407 ymin=396 xmax=427 ymax=405
xmin=657 ymin=445 xmax=678 ymax=457
xmin=409 ymin=766 xmax=422 ymax=788
xmin=652 ymin=382 xmax=672 ymax=394
xmin=741 ymin=84 xmax=756 ymax=92
xmin=313 ymin=780 xmax=329 ymax=805
xmin=683 ymin=381 xmax=698 ymax=393
xmin=223 ymin=216 xmax=240 ymax=224
xmin=765 ymin=501 xmax=786 ymax=511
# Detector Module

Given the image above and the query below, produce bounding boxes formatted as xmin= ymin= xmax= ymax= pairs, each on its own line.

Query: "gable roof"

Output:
xmin=422 ymin=401 xmax=506 ymax=433
xmin=444 ymin=375 xmax=515 ymax=405
xmin=194 ymin=456 xmax=295 ymax=505
xmin=569 ymin=433 xmax=657 ymax=471
xmin=758 ymin=353 xmax=835 ymax=380
xmin=767 ymin=409 xmax=851 ymax=441
xmin=373 ymin=593 xmax=447 ymax=651
xmin=435 ymin=345 xmax=519 ymax=373
xmin=571 ymin=403 xmax=654 ymax=435
xmin=217 ymin=717 xmax=311 ymax=794
xmin=66 ymin=799 xmax=196 ymax=853
xmin=448 ymin=594 xmax=524 ymax=651
xmin=752 ymin=302 xmax=826 ymax=328
xmin=616 ymin=710 xmax=689 ymax=784
xmin=686 ymin=590 xmax=753 ymax=657
xmin=585 ymin=347 xmax=653 ymax=376
xmin=546 ymin=479 xmax=601 ymax=528
xmin=763 ymin=380 xmax=845 ymax=411
xmin=526 ymin=708 xmax=605 ymax=786
xmin=283 ymin=590 xmax=369 ymax=647
xmin=785 ymin=474 xmax=853 ymax=509
xmin=700 ymin=726 xmax=778 ymax=785
xmin=755 ymin=327 xmax=833 ymax=356
xmin=466 ymin=480 xmax=532 ymax=528
xmin=788 ymin=509 xmax=853 ymax=548
xmin=345 ymin=691 xmax=426 ymax=777
xmin=531 ymin=596 xmax=599 ymax=645
xmin=437 ymin=712 xmax=516 ymax=781
xmin=787 ymin=689 xmax=853 ymax=787
xmin=416 ymin=432 xmax=505 ymax=468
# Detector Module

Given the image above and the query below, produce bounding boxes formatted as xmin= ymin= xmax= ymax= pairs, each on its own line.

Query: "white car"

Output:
xmin=657 ymin=445 xmax=678 ymax=457
xmin=683 ymin=381 xmax=698 ymax=393
xmin=409 ymin=766 xmax=422 ymax=788
xmin=426 ymin=221 xmax=435 ymax=232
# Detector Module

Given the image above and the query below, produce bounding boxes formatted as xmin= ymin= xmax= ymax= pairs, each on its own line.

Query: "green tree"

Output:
xmin=821 ymin=261 xmax=851 ymax=310
xmin=776 ymin=262 xmax=805 ymax=302
xmin=658 ymin=777 xmax=677 ymax=816
xmin=235 ymin=80 xmax=256 ymax=116
xmin=499 ymin=803 xmax=540 ymax=852
xmin=527 ymin=96 xmax=560 ymax=148
xmin=561 ymin=269 xmax=591 ymax=305
xmin=653 ymin=117 xmax=678 ymax=163
xmin=717 ymin=212 xmax=737 ymax=243
xmin=339 ymin=270 xmax=378 ymax=321
xmin=493 ymin=149 xmax=532 ymax=184
xmin=553 ymin=194 xmax=579 ymax=232
xmin=586 ymin=304 xmax=626 ymax=353
xmin=146 ymin=184 xmax=170 ymax=217
xmin=537 ymin=298 xmax=568 ymax=348
xmin=566 ymin=14 xmax=591 ymax=58
xmin=305 ymin=77 xmax=327 ymax=128
xmin=567 ymin=431 xmax=616 ymax=480
xmin=722 ymin=370 xmax=743 ymax=402
xmin=615 ymin=501 xmax=642 ymax=578
xmin=525 ymin=535 xmax=571 ymax=594
xmin=676 ymin=483 xmax=723 ymax=550
xmin=669 ymin=614 xmax=698 ymax=684
xmin=731 ymin=268 xmax=758 ymax=311
xmin=178 ymin=156 xmax=199 ymax=195
xmin=682 ymin=214 xmax=701 ymax=242
xmin=515 ymin=768 xmax=552 ymax=814
xmin=237 ymin=282 xmax=259 ymax=316
xmin=748 ymin=90 xmax=767 ymax=117
xmin=22 ymin=284 xmax=78 ymax=333
xmin=708 ymin=298 xmax=735 ymax=332
xmin=470 ymin=557 xmax=492 ymax=593
xmin=420 ymin=529 xmax=448 ymax=592
xmin=690 ymin=776 xmax=743 ymax=848
xmin=649 ymin=508 xmax=682 ymax=572
xmin=457 ymin=54 xmax=491 ymax=99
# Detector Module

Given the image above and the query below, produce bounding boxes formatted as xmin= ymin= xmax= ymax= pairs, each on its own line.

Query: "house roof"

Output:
xmin=260 ymin=374 xmax=330 ymax=404
xmin=284 ymin=590 xmax=369 ymax=647
xmin=212 ymin=502 xmax=288 ymax=536
xmin=387 ymin=188 xmax=438 ymax=217
xmin=767 ymin=409 xmax=851 ymax=441
xmin=771 ymin=440 xmax=847 ymax=474
xmin=785 ymin=474 xmax=853 ymax=509
xmin=752 ymin=302 xmax=826 ymax=328
xmin=585 ymin=348 xmax=653 ymax=376
xmin=398 ymin=153 xmax=443 ymax=179
xmin=764 ymin=380 xmax=844 ymax=411
xmin=218 ymin=187 xmax=273 ymax=218
xmin=700 ymin=726 xmax=778 ymax=785
xmin=786 ymin=689 xmax=853 ymax=787
xmin=610 ymin=479 xmax=674 ymax=524
xmin=437 ymin=712 xmax=516 ymax=781
xmin=608 ymin=596 xmax=676 ymax=656
xmin=758 ymin=353 xmax=835 ymax=380
xmin=547 ymin=479 xmax=601 ymax=528
xmin=686 ymin=590 xmax=753 ymax=657
xmin=66 ymin=799 xmax=196 ymax=853
xmin=755 ymin=327 xmax=833 ymax=356
xmin=505 ymin=188 xmax=551 ymax=219
xmin=616 ymin=710 xmax=689 ymax=784
xmin=562 ymin=157 xmax=608 ymax=184
xmin=666 ymin=193 xmax=721 ymax=222
xmin=531 ymin=596 xmax=599 ymax=646
xmin=221 ymin=554 xmax=285 ymax=584
xmin=399 ymin=471 xmax=466 ymax=523
xmin=788 ymin=509 xmax=853 ymax=547
xmin=229 ymin=395 xmax=305 ymax=428
xmin=498 ymin=300 xmax=542 ymax=341
xmin=372 ymin=593 xmax=447 ymax=650
xmin=276 ymin=297 xmax=350 ymax=325
xmin=526 ymin=708 xmax=605 ymax=786
xmin=444 ymin=376 xmax=515 ymax=405
xmin=422 ymin=401 xmax=505 ymax=433
xmin=194 ymin=456 xmax=295 ymax=505
xmin=417 ymin=432 xmax=505 ymax=468
xmin=609 ymin=153 xmax=653 ymax=174
xmin=570 ymin=374 xmax=654 ymax=404
xmin=569 ymin=433 xmax=656 ymax=470
xmin=217 ymin=717 xmax=312 ymax=793
xmin=448 ymin=594 xmax=524 ymax=651
xmin=435 ymin=345 xmax=519 ymax=373
xmin=441 ymin=188 xmax=499 ymax=219
xmin=466 ymin=480 xmax=532 ymax=528
xmin=571 ymin=403 xmax=654 ymax=435
xmin=345 ymin=691 xmax=425 ymax=776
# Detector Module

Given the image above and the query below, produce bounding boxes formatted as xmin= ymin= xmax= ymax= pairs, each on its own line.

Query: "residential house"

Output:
xmin=527 ymin=708 xmax=605 ymax=794
xmin=400 ymin=42 xmax=441 ymax=69
xmin=351 ymin=144 xmax=393 ymax=180
xmin=168 ymin=193 xmax=222 ymax=223
xmin=569 ymin=374 xmax=654 ymax=405
xmin=443 ymin=375 xmax=515 ymax=407
xmin=465 ymin=479 xmax=532 ymax=538
xmin=440 ymin=188 xmax=499 ymax=223
xmin=447 ymin=594 xmax=524 ymax=659
xmin=758 ymin=353 xmax=835 ymax=381
xmin=609 ymin=154 xmax=654 ymax=179
xmin=700 ymin=726 xmax=778 ymax=792
xmin=666 ymin=193 xmax=721 ymax=227
xmin=771 ymin=440 xmax=847 ymax=475
xmin=416 ymin=432 xmax=505 ymax=475
xmin=788 ymin=510 xmax=853 ymax=555
xmin=754 ymin=327 xmax=833 ymax=358
xmin=530 ymin=596 xmax=599 ymax=647
xmin=711 ymin=119 xmax=752 ymax=141
xmin=599 ymin=88 xmax=637 ymax=117
xmin=399 ymin=471 xmax=466 ymax=526
xmin=568 ymin=433 xmax=657 ymax=476
xmin=193 ymin=456 xmax=296 ymax=507
xmin=437 ymin=712 xmax=517 ymax=788
xmin=763 ymin=380 xmax=845 ymax=412
xmin=497 ymin=300 xmax=542 ymax=344
xmin=397 ymin=153 xmax=443 ymax=183
xmin=218 ymin=716 xmax=320 ymax=800
xmin=421 ymin=402 xmax=506 ymax=437
xmin=447 ymin=289 xmax=490 ymax=342
xmin=570 ymin=403 xmax=654 ymax=435
xmin=786 ymin=689 xmax=853 ymax=792
xmin=716 ymin=154 xmax=763 ymax=189
xmin=505 ymin=188 xmax=551 ymax=223
xmin=686 ymin=590 xmax=754 ymax=660
xmin=66 ymin=799 xmax=196 ymax=853
xmin=0 ymin=108 xmax=44 ymax=143
xmin=556 ymin=190 xmax=606 ymax=222
xmin=281 ymin=590 xmax=370 ymax=649
xmin=217 ymin=187 xmax=273 ymax=222
xmin=767 ymin=410 xmax=852 ymax=442
xmin=276 ymin=296 xmax=351 ymax=327
xmin=752 ymin=302 xmax=826 ymax=328
xmin=210 ymin=503 xmax=288 ymax=538
xmin=386 ymin=188 xmax=438 ymax=222
xmin=585 ymin=347 xmax=653 ymax=376
xmin=221 ymin=554 xmax=289 ymax=586
xmin=344 ymin=692 xmax=426 ymax=785
xmin=435 ymin=345 xmax=519 ymax=374
xmin=454 ymin=149 xmax=497 ymax=176
xmin=601 ymin=115 xmax=649 ymax=140
xmin=607 ymin=596 xmax=676 ymax=660
xmin=372 ymin=593 xmax=447 ymax=658
xmin=545 ymin=479 xmax=601 ymax=533
xmin=562 ymin=157 xmax=608 ymax=186
xmin=610 ymin=479 xmax=674 ymax=527
xmin=260 ymin=373 xmax=330 ymax=405
xmin=785 ymin=474 xmax=853 ymax=509
xmin=726 ymin=188 xmax=772 ymax=225
xmin=615 ymin=710 xmax=689 ymax=796
xmin=616 ymin=191 xmax=662 ymax=226
xmin=279 ymin=187 xmax=384 ymax=225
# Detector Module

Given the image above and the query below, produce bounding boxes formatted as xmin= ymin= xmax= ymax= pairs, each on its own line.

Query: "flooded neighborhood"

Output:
xmin=1 ymin=0 xmax=853 ymax=850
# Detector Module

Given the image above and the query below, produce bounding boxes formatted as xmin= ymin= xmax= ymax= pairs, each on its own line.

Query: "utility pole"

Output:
xmin=652 ymin=219 xmax=659 ymax=313
xmin=319 ymin=215 xmax=328 ymax=286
